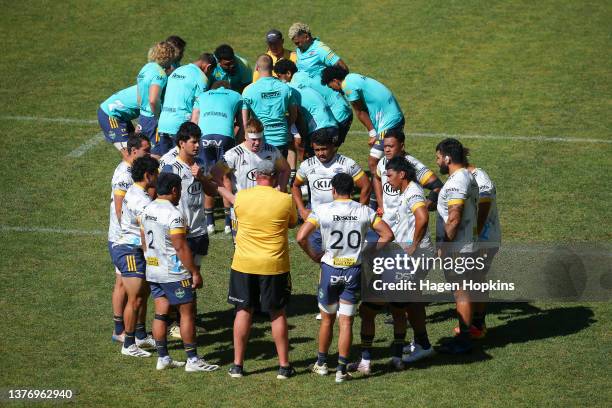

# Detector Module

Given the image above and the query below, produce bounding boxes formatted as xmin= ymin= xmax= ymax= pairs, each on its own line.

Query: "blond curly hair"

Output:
xmin=147 ymin=41 xmax=176 ymax=69
xmin=288 ymin=22 xmax=311 ymax=40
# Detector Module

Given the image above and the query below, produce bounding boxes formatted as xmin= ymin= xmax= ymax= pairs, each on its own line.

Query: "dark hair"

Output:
xmin=176 ymin=121 xmax=202 ymax=146
xmin=166 ymin=35 xmax=186 ymax=51
xmin=273 ymin=59 xmax=297 ymax=75
xmin=311 ymin=131 xmax=334 ymax=146
xmin=198 ymin=52 xmax=217 ymax=67
xmin=435 ymin=138 xmax=469 ymax=165
xmin=321 ymin=66 xmax=349 ymax=85
xmin=131 ymin=156 xmax=159 ymax=182
xmin=127 ymin=134 xmax=150 ymax=153
xmin=383 ymin=128 xmax=405 ymax=144
xmin=211 ymin=80 xmax=230 ymax=90
xmin=331 ymin=173 xmax=354 ymax=196
xmin=385 ymin=156 xmax=417 ymax=183
xmin=156 ymin=172 xmax=182 ymax=195
xmin=214 ymin=44 xmax=235 ymax=61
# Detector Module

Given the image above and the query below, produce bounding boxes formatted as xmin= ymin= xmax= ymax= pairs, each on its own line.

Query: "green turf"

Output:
xmin=0 ymin=0 xmax=610 ymax=407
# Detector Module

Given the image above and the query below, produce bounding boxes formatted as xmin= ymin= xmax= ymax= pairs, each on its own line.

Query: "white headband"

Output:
xmin=247 ymin=132 xmax=263 ymax=139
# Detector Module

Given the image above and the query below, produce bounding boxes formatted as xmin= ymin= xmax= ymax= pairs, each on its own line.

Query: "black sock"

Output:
xmin=184 ymin=342 xmax=198 ymax=359
xmin=156 ymin=339 xmax=169 ymax=358
xmin=205 ymin=208 xmax=214 ymax=226
xmin=414 ymin=331 xmax=431 ymax=350
xmin=113 ymin=315 xmax=124 ymax=335
xmin=135 ymin=323 xmax=147 ymax=340
xmin=473 ymin=311 xmax=486 ymax=330
xmin=338 ymin=355 xmax=348 ymax=374
xmin=361 ymin=333 xmax=374 ymax=360
xmin=124 ymin=331 xmax=135 ymax=347
xmin=392 ymin=332 xmax=406 ymax=358
xmin=317 ymin=351 xmax=327 ymax=365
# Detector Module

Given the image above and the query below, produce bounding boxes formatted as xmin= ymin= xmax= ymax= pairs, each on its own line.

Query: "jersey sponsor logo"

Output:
xmin=261 ymin=91 xmax=280 ymax=99
xmin=201 ymin=139 xmax=223 ymax=148
xmin=313 ymin=178 xmax=332 ymax=191
xmin=246 ymin=169 xmax=257 ymax=181
xmin=175 ymin=287 xmax=186 ymax=299
xmin=330 ymin=274 xmax=353 ymax=284
xmin=171 ymin=216 xmax=185 ymax=225
xmin=332 ymin=215 xmax=358 ymax=221
xmin=383 ymin=182 xmax=399 ymax=196
xmin=202 ymin=111 xmax=228 ymax=118
xmin=146 ymin=256 xmax=159 ymax=266
xmin=116 ymin=181 xmax=131 ymax=190
xmin=144 ymin=214 xmax=158 ymax=221
xmin=188 ymin=182 xmax=202 ymax=195
xmin=171 ymin=73 xmax=186 ymax=79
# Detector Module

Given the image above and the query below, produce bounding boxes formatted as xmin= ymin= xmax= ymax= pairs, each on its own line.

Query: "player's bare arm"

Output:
xmin=190 ymin=108 xmax=200 ymax=124
xmin=148 ymin=84 xmax=162 ymax=117
xmin=444 ymin=203 xmax=464 ymax=241
xmin=291 ymin=177 xmax=311 ymax=220
xmin=476 ymin=200 xmax=491 ymax=235
xmin=372 ymin=218 xmax=394 ymax=250
xmin=407 ymin=206 xmax=429 ymax=255
xmin=355 ymin=174 xmax=371 ymax=206
xmin=372 ymin=173 xmax=384 ymax=215
xmin=296 ymin=221 xmax=324 ymax=263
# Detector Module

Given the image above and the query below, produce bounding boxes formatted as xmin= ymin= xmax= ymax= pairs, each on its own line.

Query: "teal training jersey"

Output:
xmin=158 ymin=64 xmax=209 ymax=134
xmin=212 ymin=54 xmax=252 ymax=92
xmin=193 ymin=86 xmax=242 ymax=138
xmin=295 ymin=38 xmax=341 ymax=79
xmin=136 ymin=62 xmax=168 ymax=117
xmin=289 ymin=82 xmax=337 ymax=134
xmin=341 ymin=73 xmax=404 ymax=133
xmin=292 ymin=72 xmax=351 ymax=124
xmin=242 ymin=77 xmax=295 ymax=146
xmin=100 ymin=85 xmax=139 ymax=121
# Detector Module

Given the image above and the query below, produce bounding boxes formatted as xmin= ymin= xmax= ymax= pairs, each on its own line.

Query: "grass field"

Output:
xmin=0 ymin=1 xmax=610 ymax=407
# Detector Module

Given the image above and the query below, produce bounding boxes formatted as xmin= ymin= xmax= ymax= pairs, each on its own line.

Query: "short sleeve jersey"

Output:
xmin=223 ymin=143 xmax=283 ymax=191
xmin=212 ymin=54 xmax=253 ymax=91
xmin=289 ymin=82 xmax=337 ymax=134
xmin=115 ymin=184 xmax=152 ymax=247
xmin=158 ymin=64 xmax=209 ymax=134
xmin=108 ymin=161 xmax=133 ymax=242
xmin=436 ymin=168 xmax=479 ymax=253
xmin=241 ymin=77 xmax=295 ymax=147
xmin=295 ymin=38 xmax=341 ymax=78
xmin=158 ymin=147 xmax=179 ymax=169
xmin=307 ymin=199 xmax=380 ymax=268
xmin=141 ymin=199 xmax=191 ymax=283
xmin=393 ymin=182 xmax=434 ymax=253
xmin=100 ymin=85 xmax=140 ymax=122
xmin=341 ymin=73 xmax=404 ymax=133
xmin=136 ymin=62 xmax=168 ymax=117
xmin=193 ymin=86 xmax=243 ymax=137
xmin=471 ymin=167 xmax=501 ymax=245
xmin=296 ymin=154 xmax=365 ymax=211
xmin=292 ymin=72 xmax=351 ymax=124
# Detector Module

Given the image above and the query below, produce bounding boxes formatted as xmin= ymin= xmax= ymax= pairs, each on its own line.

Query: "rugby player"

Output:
xmin=98 ymin=85 xmax=139 ymax=159
xmin=252 ymin=29 xmax=297 ymax=82
xmin=296 ymin=173 xmax=393 ymax=383
xmin=321 ymin=67 xmax=405 ymax=206
xmin=166 ymin=35 xmax=186 ymax=70
xmin=140 ymin=173 xmax=219 ymax=372
xmin=288 ymin=22 xmax=349 ymax=78
xmin=108 ymin=135 xmax=151 ymax=343
xmin=274 ymin=59 xmax=339 ymax=160
xmin=434 ymin=138 xmax=479 ymax=354
xmin=212 ymin=44 xmax=253 ymax=93
xmin=191 ymin=80 xmax=244 ymax=234
xmin=242 ymin=54 xmax=297 ymax=159
xmin=113 ymin=155 xmax=159 ymax=357
xmin=157 ymin=53 xmax=217 ymax=156
xmin=136 ymin=41 xmax=176 ymax=156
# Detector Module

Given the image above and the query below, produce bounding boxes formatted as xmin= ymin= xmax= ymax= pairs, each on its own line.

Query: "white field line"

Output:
xmin=66 ymin=132 xmax=105 ymax=158
xmin=0 ymin=115 xmax=98 ymax=124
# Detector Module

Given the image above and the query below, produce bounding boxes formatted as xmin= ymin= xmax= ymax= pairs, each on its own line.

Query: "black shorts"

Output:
xmin=228 ymin=269 xmax=291 ymax=312
xmin=187 ymin=234 xmax=209 ymax=266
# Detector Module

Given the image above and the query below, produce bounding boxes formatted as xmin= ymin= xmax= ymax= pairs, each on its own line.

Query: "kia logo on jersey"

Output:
xmin=247 ymin=169 xmax=257 ymax=181
xmin=313 ymin=178 xmax=332 ymax=191
xmin=188 ymin=182 xmax=202 ymax=195
xmin=383 ymin=182 xmax=399 ymax=196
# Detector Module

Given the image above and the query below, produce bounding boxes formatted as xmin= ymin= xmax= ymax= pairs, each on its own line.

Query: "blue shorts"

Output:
xmin=137 ymin=114 xmax=158 ymax=146
xmin=199 ymin=134 xmax=235 ymax=166
xmin=318 ymin=263 xmax=361 ymax=305
xmin=108 ymin=241 xmax=117 ymax=264
xmin=113 ymin=244 xmax=146 ymax=278
xmin=97 ymin=108 xmax=134 ymax=144
xmin=370 ymin=117 xmax=405 ymax=159
xmin=150 ymin=279 xmax=195 ymax=305
xmin=153 ymin=132 xmax=175 ymax=157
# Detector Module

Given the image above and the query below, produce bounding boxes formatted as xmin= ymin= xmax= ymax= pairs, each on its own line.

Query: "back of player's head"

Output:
xmin=256 ymin=54 xmax=273 ymax=72
xmin=321 ymin=66 xmax=349 ymax=85
xmin=198 ymin=52 xmax=217 ymax=67
xmin=384 ymin=128 xmax=405 ymax=144
xmin=386 ymin=156 xmax=417 ymax=183
xmin=176 ymin=121 xmax=202 ymax=146
xmin=273 ymin=59 xmax=297 ymax=76
xmin=166 ymin=35 xmax=186 ymax=52
xmin=436 ymin=138 xmax=469 ymax=165
xmin=214 ymin=44 xmax=235 ymax=61
xmin=246 ymin=118 xmax=264 ymax=133
xmin=288 ymin=22 xmax=311 ymax=39
xmin=148 ymin=41 xmax=176 ymax=69
xmin=331 ymin=173 xmax=354 ymax=196
xmin=156 ymin=172 xmax=182 ymax=195
xmin=311 ymin=131 xmax=334 ymax=146
xmin=131 ymin=156 xmax=159 ymax=182
xmin=211 ymin=80 xmax=230 ymax=90
xmin=127 ymin=134 xmax=150 ymax=154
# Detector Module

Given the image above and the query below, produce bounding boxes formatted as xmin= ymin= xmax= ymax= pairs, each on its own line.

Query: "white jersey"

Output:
xmin=307 ymin=199 xmax=379 ymax=268
xmin=376 ymin=153 xmax=434 ymax=225
xmin=296 ymin=154 xmax=364 ymax=211
xmin=161 ymin=157 xmax=209 ymax=238
xmin=471 ymin=167 xmax=501 ymax=246
xmin=159 ymin=146 xmax=179 ymax=169
xmin=393 ymin=182 xmax=434 ymax=254
xmin=224 ymin=143 xmax=283 ymax=191
xmin=108 ymin=161 xmax=133 ymax=243
xmin=141 ymin=199 xmax=191 ymax=283
xmin=436 ymin=168 xmax=479 ymax=253
xmin=115 ymin=184 xmax=152 ymax=247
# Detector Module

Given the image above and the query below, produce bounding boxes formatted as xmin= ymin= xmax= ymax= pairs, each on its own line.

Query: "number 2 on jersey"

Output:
xmin=330 ymin=230 xmax=361 ymax=250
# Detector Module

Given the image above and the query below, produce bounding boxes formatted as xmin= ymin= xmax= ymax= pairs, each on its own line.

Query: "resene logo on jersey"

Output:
xmin=332 ymin=215 xmax=358 ymax=221
xmin=313 ymin=178 xmax=332 ymax=191
xmin=383 ymin=182 xmax=399 ymax=196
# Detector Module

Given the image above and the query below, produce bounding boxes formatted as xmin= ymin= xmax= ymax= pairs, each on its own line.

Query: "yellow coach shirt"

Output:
xmin=231 ymin=186 xmax=298 ymax=275
xmin=252 ymin=49 xmax=297 ymax=82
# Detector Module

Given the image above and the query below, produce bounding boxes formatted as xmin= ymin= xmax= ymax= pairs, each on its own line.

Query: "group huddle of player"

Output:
xmin=99 ymin=22 xmax=501 ymax=381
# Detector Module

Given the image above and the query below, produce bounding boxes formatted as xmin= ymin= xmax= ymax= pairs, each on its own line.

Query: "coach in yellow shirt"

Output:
xmin=252 ymin=29 xmax=297 ymax=82
xmin=223 ymin=160 xmax=298 ymax=379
